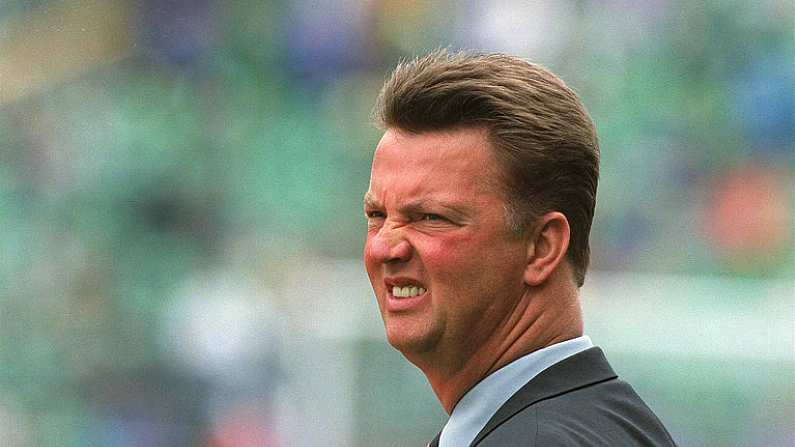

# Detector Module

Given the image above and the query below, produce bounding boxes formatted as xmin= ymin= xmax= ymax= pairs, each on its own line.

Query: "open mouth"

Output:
xmin=390 ymin=285 xmax=427 ymax=298
xmin=382 ymin=279 xmax=429 ymax=311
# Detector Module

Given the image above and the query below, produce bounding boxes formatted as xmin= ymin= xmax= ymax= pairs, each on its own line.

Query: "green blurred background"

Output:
xmin=0 ymin=0 xmax=792 ymax=446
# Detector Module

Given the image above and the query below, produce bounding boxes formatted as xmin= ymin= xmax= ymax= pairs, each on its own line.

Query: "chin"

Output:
xmin=385 ymin=324 xmax=437 ymax=357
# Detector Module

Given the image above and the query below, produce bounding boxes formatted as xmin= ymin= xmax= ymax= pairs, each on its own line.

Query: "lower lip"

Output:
xmin=385 ymin=291 xmax=430 ymax=312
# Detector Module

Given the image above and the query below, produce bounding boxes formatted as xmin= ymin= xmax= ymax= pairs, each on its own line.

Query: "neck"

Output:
xmin=417 ymin=281 xmax=583 ymax=414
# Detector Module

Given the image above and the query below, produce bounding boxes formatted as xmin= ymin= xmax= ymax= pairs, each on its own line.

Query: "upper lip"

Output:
xmin=384 ymin=277 xmax=426 ymax=288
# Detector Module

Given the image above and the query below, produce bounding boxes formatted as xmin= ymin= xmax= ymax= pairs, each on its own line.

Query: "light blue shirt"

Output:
xmin=439 ymin=336 xmax=594 ymax=447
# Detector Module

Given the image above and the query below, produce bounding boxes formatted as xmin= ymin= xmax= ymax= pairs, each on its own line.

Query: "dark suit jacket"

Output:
xmin=429 ymin=347 xmax=677 ymax=446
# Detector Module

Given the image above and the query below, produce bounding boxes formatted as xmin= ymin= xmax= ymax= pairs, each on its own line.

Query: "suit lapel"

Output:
xmin=428 ymin=431 xmax=441 ymax=447
xmin=469 ymin=347 xmax=618 ymax=446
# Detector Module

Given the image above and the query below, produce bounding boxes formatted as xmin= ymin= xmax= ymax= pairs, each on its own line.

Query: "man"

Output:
xmin=363 ymin=50 xmax=677 ymax=446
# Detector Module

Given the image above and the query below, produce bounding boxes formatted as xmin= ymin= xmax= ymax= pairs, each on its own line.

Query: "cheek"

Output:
xmin=362 ymin=240 xmax=380 ymax=284
xmin=422 ymin=233 xmax=524 ymax=293
xmin=362 ymin=236 xmax=377 ymax=266
xmin=421 ymin=234 xmax=482 ymax=280
xmin=362 ymin=239 xmax=373 ymax=264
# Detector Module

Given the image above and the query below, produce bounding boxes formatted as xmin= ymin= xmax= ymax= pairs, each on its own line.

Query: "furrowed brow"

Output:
xmin=363 ymin=195 xmax=471 ymax=221
xmin=400 ymin=199 xmax=469 ymax=218
xmin=399 ymin=199 xmax=432 ymax=214
xmin=363 ymin=192 xmax=380 ymax=209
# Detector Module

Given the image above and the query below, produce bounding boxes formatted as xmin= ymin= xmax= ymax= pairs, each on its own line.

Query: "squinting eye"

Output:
xmin=366 ymin=211 xmax=385 ymax=219
xmin=422 ymin=214 xmax=444 ymax=221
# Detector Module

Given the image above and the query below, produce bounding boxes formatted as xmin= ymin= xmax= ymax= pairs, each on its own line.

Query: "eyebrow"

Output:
xmin=363 ymin=193 xmax=470 ymax=218
xmin=363 ymin=192 xmax=379 ymax=209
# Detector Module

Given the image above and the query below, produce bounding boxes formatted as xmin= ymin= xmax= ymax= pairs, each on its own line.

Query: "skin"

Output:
xmin=363 ymin=127 xmax=584 ymax=414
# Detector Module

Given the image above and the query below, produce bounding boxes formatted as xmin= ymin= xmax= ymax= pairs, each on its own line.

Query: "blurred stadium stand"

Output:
xmin=0 ymin=0 xmax=792 ymax=446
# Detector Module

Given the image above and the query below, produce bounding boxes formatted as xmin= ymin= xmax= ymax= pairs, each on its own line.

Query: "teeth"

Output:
xmin=391 ymin=286 xmax=427 ymax=298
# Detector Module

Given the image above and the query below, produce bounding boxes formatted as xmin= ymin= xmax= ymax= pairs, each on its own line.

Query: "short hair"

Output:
xmin=372 ymin=49 xmax=599 ymax=287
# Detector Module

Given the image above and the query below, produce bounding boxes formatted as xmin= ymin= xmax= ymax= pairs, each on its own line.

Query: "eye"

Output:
xmin=366 ymin=210 xmax=385 ymax=220
xmin=416 ymin=212 xmax=457 ymax=228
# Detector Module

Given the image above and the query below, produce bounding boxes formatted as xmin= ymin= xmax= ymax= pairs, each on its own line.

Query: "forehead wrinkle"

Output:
xmin=367 ymin=128 xmax=501 ymax=212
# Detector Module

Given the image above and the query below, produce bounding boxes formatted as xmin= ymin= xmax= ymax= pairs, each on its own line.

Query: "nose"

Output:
xmin=366 ymin=228 xmax=413 ymax=264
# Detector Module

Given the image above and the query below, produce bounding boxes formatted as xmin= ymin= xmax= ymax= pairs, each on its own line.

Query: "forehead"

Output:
xmin=375 ymin=126 xmax=491 ymax=158
xmin=366 ymin=127 xmax=503 ymax=203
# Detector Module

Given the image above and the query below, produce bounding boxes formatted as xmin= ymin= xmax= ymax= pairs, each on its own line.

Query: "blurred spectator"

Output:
xmin=703 ymin=164 xmax=791 ymax=274
xmin=161 ymin=270 xmax=285 ymax=446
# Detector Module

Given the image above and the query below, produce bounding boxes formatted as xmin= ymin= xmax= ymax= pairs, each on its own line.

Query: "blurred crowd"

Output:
xmin=0 ymin=0 xmax=792 ymax=446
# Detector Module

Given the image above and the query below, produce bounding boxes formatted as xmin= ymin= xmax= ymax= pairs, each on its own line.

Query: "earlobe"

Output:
xmin=523 ymin=212 xmax=571 ymax=286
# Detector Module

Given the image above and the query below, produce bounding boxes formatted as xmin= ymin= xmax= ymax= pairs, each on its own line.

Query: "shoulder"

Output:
xmin=469 ymin=405 xmax=595 ymax=447
xmin=533 ymin=378 xmax=677 ymax=446
xmin=476 ymin=378 xmax=677 ymax=446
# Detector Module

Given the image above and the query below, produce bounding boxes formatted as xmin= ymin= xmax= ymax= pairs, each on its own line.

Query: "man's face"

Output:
xmin=363 ymin=128 xmax=530 ymax=367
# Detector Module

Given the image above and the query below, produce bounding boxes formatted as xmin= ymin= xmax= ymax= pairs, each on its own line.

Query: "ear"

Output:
xmin=524 ymin=212 xmax=571 ymax=286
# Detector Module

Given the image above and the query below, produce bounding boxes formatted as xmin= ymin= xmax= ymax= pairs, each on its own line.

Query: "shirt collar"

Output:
xmin=439 ymin=335 xmax=594 ymax=447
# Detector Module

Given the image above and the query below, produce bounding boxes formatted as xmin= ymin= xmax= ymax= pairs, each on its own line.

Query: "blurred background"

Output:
xmin=0 ymin=0 xmax=793 ymax=446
